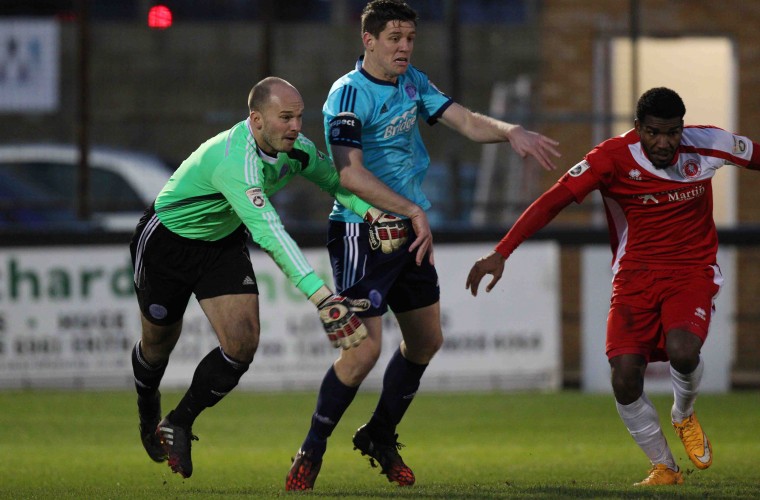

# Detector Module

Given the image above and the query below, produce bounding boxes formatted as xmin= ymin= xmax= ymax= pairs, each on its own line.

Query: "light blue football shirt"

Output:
xmin=324 ymin=57 xmax=453 ymax=223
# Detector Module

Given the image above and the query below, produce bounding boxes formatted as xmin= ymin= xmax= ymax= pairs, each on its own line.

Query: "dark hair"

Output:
xmin=248 ymin=76 xmax=295 ymax=112
xmin=635 ymin=87 xmax=686 ymax=122
xmin=361 ymin=0 xmax=418 ymax=38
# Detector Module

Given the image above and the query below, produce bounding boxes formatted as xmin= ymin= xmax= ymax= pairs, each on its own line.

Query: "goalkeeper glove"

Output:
xmin=309 ymin=285 xmax=370 ymax=349
xmin=364 ymin=207 xmax=409 ymax=254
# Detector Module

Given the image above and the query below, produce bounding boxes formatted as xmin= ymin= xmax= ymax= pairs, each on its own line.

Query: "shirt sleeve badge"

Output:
xmin=245 ymin=187 xmax=266 ymax=208
xmin=568 ymin=160 xmax=591 ymax=177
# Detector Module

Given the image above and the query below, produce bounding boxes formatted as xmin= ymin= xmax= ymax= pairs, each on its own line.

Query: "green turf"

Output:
xmin=0 ymin=390 xmax=757 ymax=499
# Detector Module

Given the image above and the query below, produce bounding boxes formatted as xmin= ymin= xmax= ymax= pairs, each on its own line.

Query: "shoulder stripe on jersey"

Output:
xmin=339 ymin=85 xmax=357 ymax=113
xmin=679 ymin=145 xmax=750 ymax=168
xmin=224 ymin=127 xmax=235 ymax=157
xmin=262 ymin=211 xmax=313 ymax=276
xmin=245 ymin=140 xmax=261 ymax=186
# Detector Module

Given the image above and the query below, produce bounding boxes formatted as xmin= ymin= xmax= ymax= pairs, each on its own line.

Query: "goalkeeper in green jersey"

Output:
xmin=128 ymin=76 xmax=405 ymax=479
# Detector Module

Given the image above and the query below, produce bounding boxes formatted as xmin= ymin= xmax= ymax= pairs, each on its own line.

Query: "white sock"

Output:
xmin=670 ymin=357 xmax=704 ymax=423
xmin=616 ymin=393 xmax=677 ymax=470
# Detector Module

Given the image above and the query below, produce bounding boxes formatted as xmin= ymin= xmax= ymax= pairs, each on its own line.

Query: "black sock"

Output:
xmin=301 ymin=365 xmax=358 ymax=459
xmin=132 ymin=340 xmax=167 ymax=398
xmin=171 ymin=346 xmax=249 ymax=428
xmin=368 ymin=347 xmax=427 ymax=439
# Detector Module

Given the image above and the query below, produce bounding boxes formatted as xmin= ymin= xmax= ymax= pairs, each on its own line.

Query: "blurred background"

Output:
xmin=0 ymin=0 xmax=759 ymax=391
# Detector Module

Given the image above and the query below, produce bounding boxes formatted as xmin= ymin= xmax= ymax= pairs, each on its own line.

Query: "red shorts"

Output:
xmin=606 ymin=266 xmax=722 ymax=362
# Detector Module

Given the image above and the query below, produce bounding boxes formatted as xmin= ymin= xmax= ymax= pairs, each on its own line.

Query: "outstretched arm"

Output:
xmin=438 ymin=102 xmax=561 ymax=171
xmin=466 ymin=182 xmax=575 ymax=296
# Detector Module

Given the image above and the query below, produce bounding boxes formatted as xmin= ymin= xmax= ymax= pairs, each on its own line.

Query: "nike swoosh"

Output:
xmin=695 ymin=434 xmax=711 ymax=464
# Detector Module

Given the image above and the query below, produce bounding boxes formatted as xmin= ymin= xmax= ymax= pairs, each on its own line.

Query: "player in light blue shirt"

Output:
xmin=286 ymin=1 xmax=561 ymax=491
xmin=324 ymin=57 xmax=452 ymax=222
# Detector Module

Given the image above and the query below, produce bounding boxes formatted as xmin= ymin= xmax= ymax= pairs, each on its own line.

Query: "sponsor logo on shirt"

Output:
xmin=245 ymin=187 xmax=266 ymax=208
xmin=636 ymin=184 xmax=706 ymax=205
xmin=667 ymin=184 xmax=705 ymax=202
xmin=568 ymin=160 xmax=590 ymax=177
xmin=384 ymin=106 xmax=417 ymax=139
xmin=733 ymin=136 xmax=746 ymax=154
xmin=330 ymin=112 xmax=360 ymax=143
xmin=331 ymin=111 xmax=358 ymax=128
xmin=680 ymin=159 xmax=701 ymax=179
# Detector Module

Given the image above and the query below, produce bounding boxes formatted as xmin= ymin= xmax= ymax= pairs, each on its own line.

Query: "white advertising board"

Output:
xmin=0 ymin=242 xmax=560 ymax=391
xmin=581 ymin=246 xmax=735 ymax=393
xmin=0 ymin=19 xmax=59 ymax=112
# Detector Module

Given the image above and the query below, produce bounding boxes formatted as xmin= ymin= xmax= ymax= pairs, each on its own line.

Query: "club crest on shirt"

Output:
xmin=567 ymin=160 xmax=590 ymax=177
xmin=628 ymin=169 xmax=642 ymax=181
xmin=404 ymin=82 xmax=417 ymax=99
xmin=680 ymin=159 xmax=701 ymax=179
xmin=245 ymin=187 xmax=266 ymax=208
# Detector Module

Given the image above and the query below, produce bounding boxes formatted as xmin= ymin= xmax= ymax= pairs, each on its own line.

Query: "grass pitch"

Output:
xmin=0 ymin=390 xmax=757 ymax=499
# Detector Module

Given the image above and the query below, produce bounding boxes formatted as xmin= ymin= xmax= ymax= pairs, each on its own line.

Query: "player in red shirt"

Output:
xmin=466 ymin=87 xmax=760 ymax=486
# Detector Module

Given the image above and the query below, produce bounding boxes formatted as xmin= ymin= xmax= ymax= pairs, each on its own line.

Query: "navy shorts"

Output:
xmin=129 ymin=206 xmax=258 ymax=325
xmin=328 ymin=220 xmax=439 ymax=317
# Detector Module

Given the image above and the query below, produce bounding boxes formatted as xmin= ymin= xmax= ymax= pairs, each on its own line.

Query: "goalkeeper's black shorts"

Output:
xmin=326 ymin=219 xmax=439 ymax=317
xmin=130 ymin=205 xmax=258 ymax=325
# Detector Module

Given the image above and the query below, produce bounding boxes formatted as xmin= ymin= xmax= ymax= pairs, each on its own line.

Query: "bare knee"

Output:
xmin=140 ymin=317 xmax=182 ymax=364
xmin=666 ymin=329 xmax=702 ymax=374
xmin=396 ymin=304 xmax=443 ymax=364
xmin=335 ymin=341 xmax=381 ymax=386
xmin=402 ymin=333 xmax=442 ymax=364
xmin=222 ymin=321 xmax=260 ymax=363
xmin=610 ymin=355 xmax=646 ymax=405
xmin=611 ymin=374 xmax=644 ymax=405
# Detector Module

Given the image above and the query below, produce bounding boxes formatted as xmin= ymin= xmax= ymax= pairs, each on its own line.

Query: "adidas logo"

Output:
xmin=402 ymin=391 xmax=417 ymax=400
xmin=242 ymin=276 xmax=256 ymax=286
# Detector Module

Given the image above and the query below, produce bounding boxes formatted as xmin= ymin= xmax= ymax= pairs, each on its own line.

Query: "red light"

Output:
xmin=148 ymin=5 xmax=173 ymax=29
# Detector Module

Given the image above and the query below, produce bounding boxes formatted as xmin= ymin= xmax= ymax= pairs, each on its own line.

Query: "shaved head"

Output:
xmin=248 ymin=77 xmax=301 ymax=113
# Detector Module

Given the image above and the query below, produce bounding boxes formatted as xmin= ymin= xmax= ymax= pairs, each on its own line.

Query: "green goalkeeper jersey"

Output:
xmin=154 ymin=118 xmax=371 ymax=298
